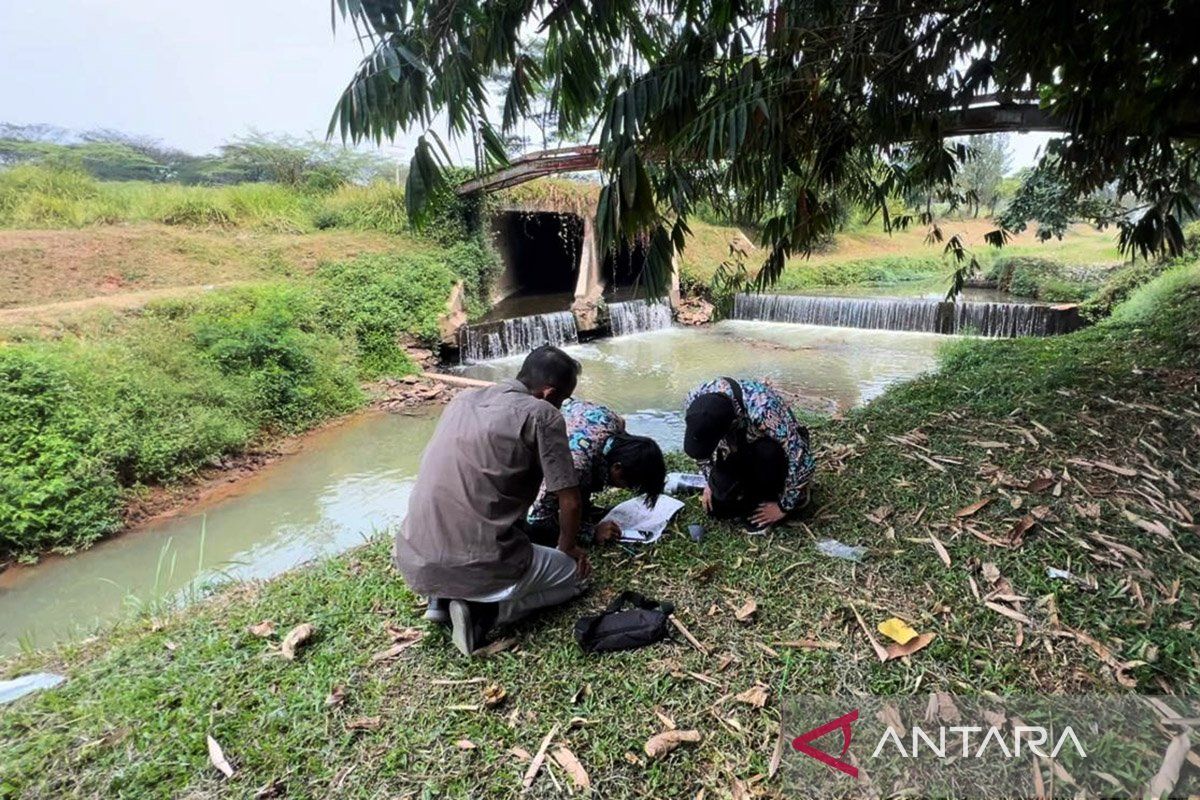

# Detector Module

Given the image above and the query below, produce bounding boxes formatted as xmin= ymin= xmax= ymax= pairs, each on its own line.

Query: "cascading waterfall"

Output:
xmin=608 ymin=299 xmax=673 ymax=336
xmin=459 ymin=311 xmax=579 ymax=363
xmin=731 ymin=294 xmax=1082 ymax=337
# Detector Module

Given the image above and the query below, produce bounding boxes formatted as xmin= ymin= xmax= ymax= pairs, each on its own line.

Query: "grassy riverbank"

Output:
xmin=2 ymin=264 xmax=1196 ymax=798
xmin=0 ymin=246 xmax=491 ymax=562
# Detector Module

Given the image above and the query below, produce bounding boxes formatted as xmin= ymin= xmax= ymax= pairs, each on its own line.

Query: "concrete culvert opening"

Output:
xmin=491 ymin=211 xmax=584 ymax=298
xmin=602 ymin=236 xmax=650 ymax=296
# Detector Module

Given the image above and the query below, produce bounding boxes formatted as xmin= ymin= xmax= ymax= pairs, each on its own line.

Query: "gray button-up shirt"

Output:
xmin=394 ymin=379 xmax=578 ymax=598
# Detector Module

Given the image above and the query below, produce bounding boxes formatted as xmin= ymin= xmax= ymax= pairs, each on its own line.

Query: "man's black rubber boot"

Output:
xmin=448 ymin=600 xmax=499 ymax=657
xmin=423 ymin=597 xmax=450 ymax=625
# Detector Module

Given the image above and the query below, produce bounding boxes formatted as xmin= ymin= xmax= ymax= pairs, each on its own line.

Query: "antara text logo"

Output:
xmin=791 ymin=709 xmax=1086 ymax=777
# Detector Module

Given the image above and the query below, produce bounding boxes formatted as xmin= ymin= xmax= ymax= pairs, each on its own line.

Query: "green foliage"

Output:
xmin=774 ymin=256 xmax=945 ymax=292
xmin=157 ymin=194 xmax=235 ymax=227
xmin=0 ymin=165 xmax=100 ymax=227
xmin=1 ymin=128 xmax=397 ymax=188
xmin=334 ymin=0 xmax=1200 ymax=293
xmin=319 ymin=181 xmax=408 ymax=233
xmin=987 ymin=255 xmax=1108 ymax=303
xmin=315 ymin=254 xmax=456 ymax=376
xmin=0 ymin=348 xmax=120 ymax=556
xmin=185 ymin=287 xmax=362 ymax=431
xmin=1082 ymin=256 xmax=1195 ymax=322
xmin=0 ymin=286 xmax=365 ymax=561
xmin=0 ymin=165 xmax=427 ymax=237
xmin=955 ymin=135 xmax=1011 ymax=217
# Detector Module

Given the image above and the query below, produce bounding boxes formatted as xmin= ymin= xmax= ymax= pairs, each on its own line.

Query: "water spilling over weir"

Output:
xmin=608 ymin=299 xmax=673 ymax=336
xmin=459 ymin=310 xmax=579 ymax=363
xmin=732 ymin=293 xmax=1083 ymax=337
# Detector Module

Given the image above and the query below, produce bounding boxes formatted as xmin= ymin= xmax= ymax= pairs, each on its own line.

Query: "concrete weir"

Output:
xmin=731 ymin=293 xmax=1085 ymax=337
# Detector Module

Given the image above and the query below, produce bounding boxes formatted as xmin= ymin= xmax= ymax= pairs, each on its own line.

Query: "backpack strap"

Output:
xmin=603 ymin=591 xmax=674 ymax=615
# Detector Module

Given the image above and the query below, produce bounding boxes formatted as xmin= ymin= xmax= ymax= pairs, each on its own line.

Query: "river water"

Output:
xmin=0 ymin=321 xmax=947 ymax=654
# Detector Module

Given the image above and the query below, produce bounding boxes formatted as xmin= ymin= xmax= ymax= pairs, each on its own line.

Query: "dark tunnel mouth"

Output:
xmin=491 ymin=210 xmax=585 ymax=297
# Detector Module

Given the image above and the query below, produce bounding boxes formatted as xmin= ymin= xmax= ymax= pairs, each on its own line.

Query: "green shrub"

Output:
xmin=315 ymin=253 xmax=456 ymax=377
xmin=0 ymin=285 xmax=365 ymax=560
xmin=1078 ymin=258 xmax=1175 ymax=320
xmin=988 ymin=255 xmax=1109 ymax=302
xmin=158 ymin=194 xmax=234 ymax=227
xmin=773 ymin=255 xmax=944 ymax=291
xmin=186 ymin=287 xmax=362 ymax=431
xmin=0 ymin=347 xmax=120 ymax=556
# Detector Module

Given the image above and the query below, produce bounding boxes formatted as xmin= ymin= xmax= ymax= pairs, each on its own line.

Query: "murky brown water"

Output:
xmin=0 ymin=322 xmax=947 ymax=655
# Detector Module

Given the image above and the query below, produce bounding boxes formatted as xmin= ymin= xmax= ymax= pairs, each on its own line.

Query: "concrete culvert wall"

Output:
xmin=491 ymin=210 xmax=585 ymax=301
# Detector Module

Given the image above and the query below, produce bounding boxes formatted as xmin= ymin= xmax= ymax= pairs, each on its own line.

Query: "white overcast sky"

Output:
xmin=1 ymin=1 xmax=1052 ymax=170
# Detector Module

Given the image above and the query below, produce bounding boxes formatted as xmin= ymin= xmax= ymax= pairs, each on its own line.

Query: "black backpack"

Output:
xmin=573 ymin=591 xmax=675 ymax=653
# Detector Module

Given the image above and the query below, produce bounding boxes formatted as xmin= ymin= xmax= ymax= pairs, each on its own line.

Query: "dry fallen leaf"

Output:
xmin=551 ymin=746 xmax=592 ymax=789
xmin=346 ymin=716 xmax=382 ymax=731
xmin=483 ymin=683 xmax=507 ymax=708
xmin=929 ymin=533 xmax=952 ymax=567
xmin=734 ymin=684 xmax=770 ymax=708
xmin=325 ymin=685 xmax=346 ymax=708
xmin=246 ymin=620 xmax=275 ymax=638
xmin=509 ymin=746 xmax=533 ymax=762
xmin=478 ymin=636 xmax=519 ymax=656
xmin=207 ymin=735 xmax=235 ymax=779
xmin=1024 ymin=477 xmax=1055 ymax=493
xmin=1147 ymin=732 xmax=1191 ymax=799
xmin=522 ymin=723 xmax=560 ymax=789
xmin=280 ymin=623 xmax=315 ymax=661
xmin=734 ymin=599 xmax=758 ymax=623
xmin=456 ymin=738 xmax=477 ymax=750
xmin=878 ymin=617 xmax=918 ymax=645
xmin=955 ymin=497 xmax=992 ymax=518
xmin=885 ymin=632 xmax=936 ymax=661
xmin=1008 ymin=515 xmax=1037 ymax=546
xmin=644 ymin=729 xmax=702 ymax=758
xmin=385 ymin=624 xmax=422 ymax=642
xmin=253 ymin=778 xmax=285 ymax=799
xmin=370 ymin=628 xmax=425 ymax=662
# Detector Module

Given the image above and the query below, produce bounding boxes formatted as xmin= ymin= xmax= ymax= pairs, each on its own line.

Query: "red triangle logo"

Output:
xmin=791 ymin=708 xmax=859 ymax=778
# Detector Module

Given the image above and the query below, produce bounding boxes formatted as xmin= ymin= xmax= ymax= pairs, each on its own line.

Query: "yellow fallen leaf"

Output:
xmin=877 ymin=617 xmax=918 ymax=645
xmin=482 ymin=683 xmax=507 ymax=708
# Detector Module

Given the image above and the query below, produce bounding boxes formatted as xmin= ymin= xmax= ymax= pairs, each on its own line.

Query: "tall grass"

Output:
xmin=0 ymin=164 xmax=410 ymax=234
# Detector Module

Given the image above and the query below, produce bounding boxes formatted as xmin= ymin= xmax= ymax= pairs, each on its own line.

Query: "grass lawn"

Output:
xmin=0 ymin=225 xmax=437 ymax=311
xmin=681 ymin=217 xmax=1123 ymax=289
xmin=1 ymin=265 xmax=1196 ymax=798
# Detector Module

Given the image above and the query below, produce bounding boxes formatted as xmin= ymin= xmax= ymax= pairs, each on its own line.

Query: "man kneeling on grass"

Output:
xmin=394 ymin=346 xmax=589 ymax=656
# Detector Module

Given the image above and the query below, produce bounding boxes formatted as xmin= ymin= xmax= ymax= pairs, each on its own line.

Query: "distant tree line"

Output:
xmin=0 ymin=124 xmax=401 ymax=189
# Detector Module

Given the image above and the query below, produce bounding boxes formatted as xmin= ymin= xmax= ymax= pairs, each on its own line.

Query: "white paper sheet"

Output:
xmin=600 ymin=495 xmax=685 ymax=543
